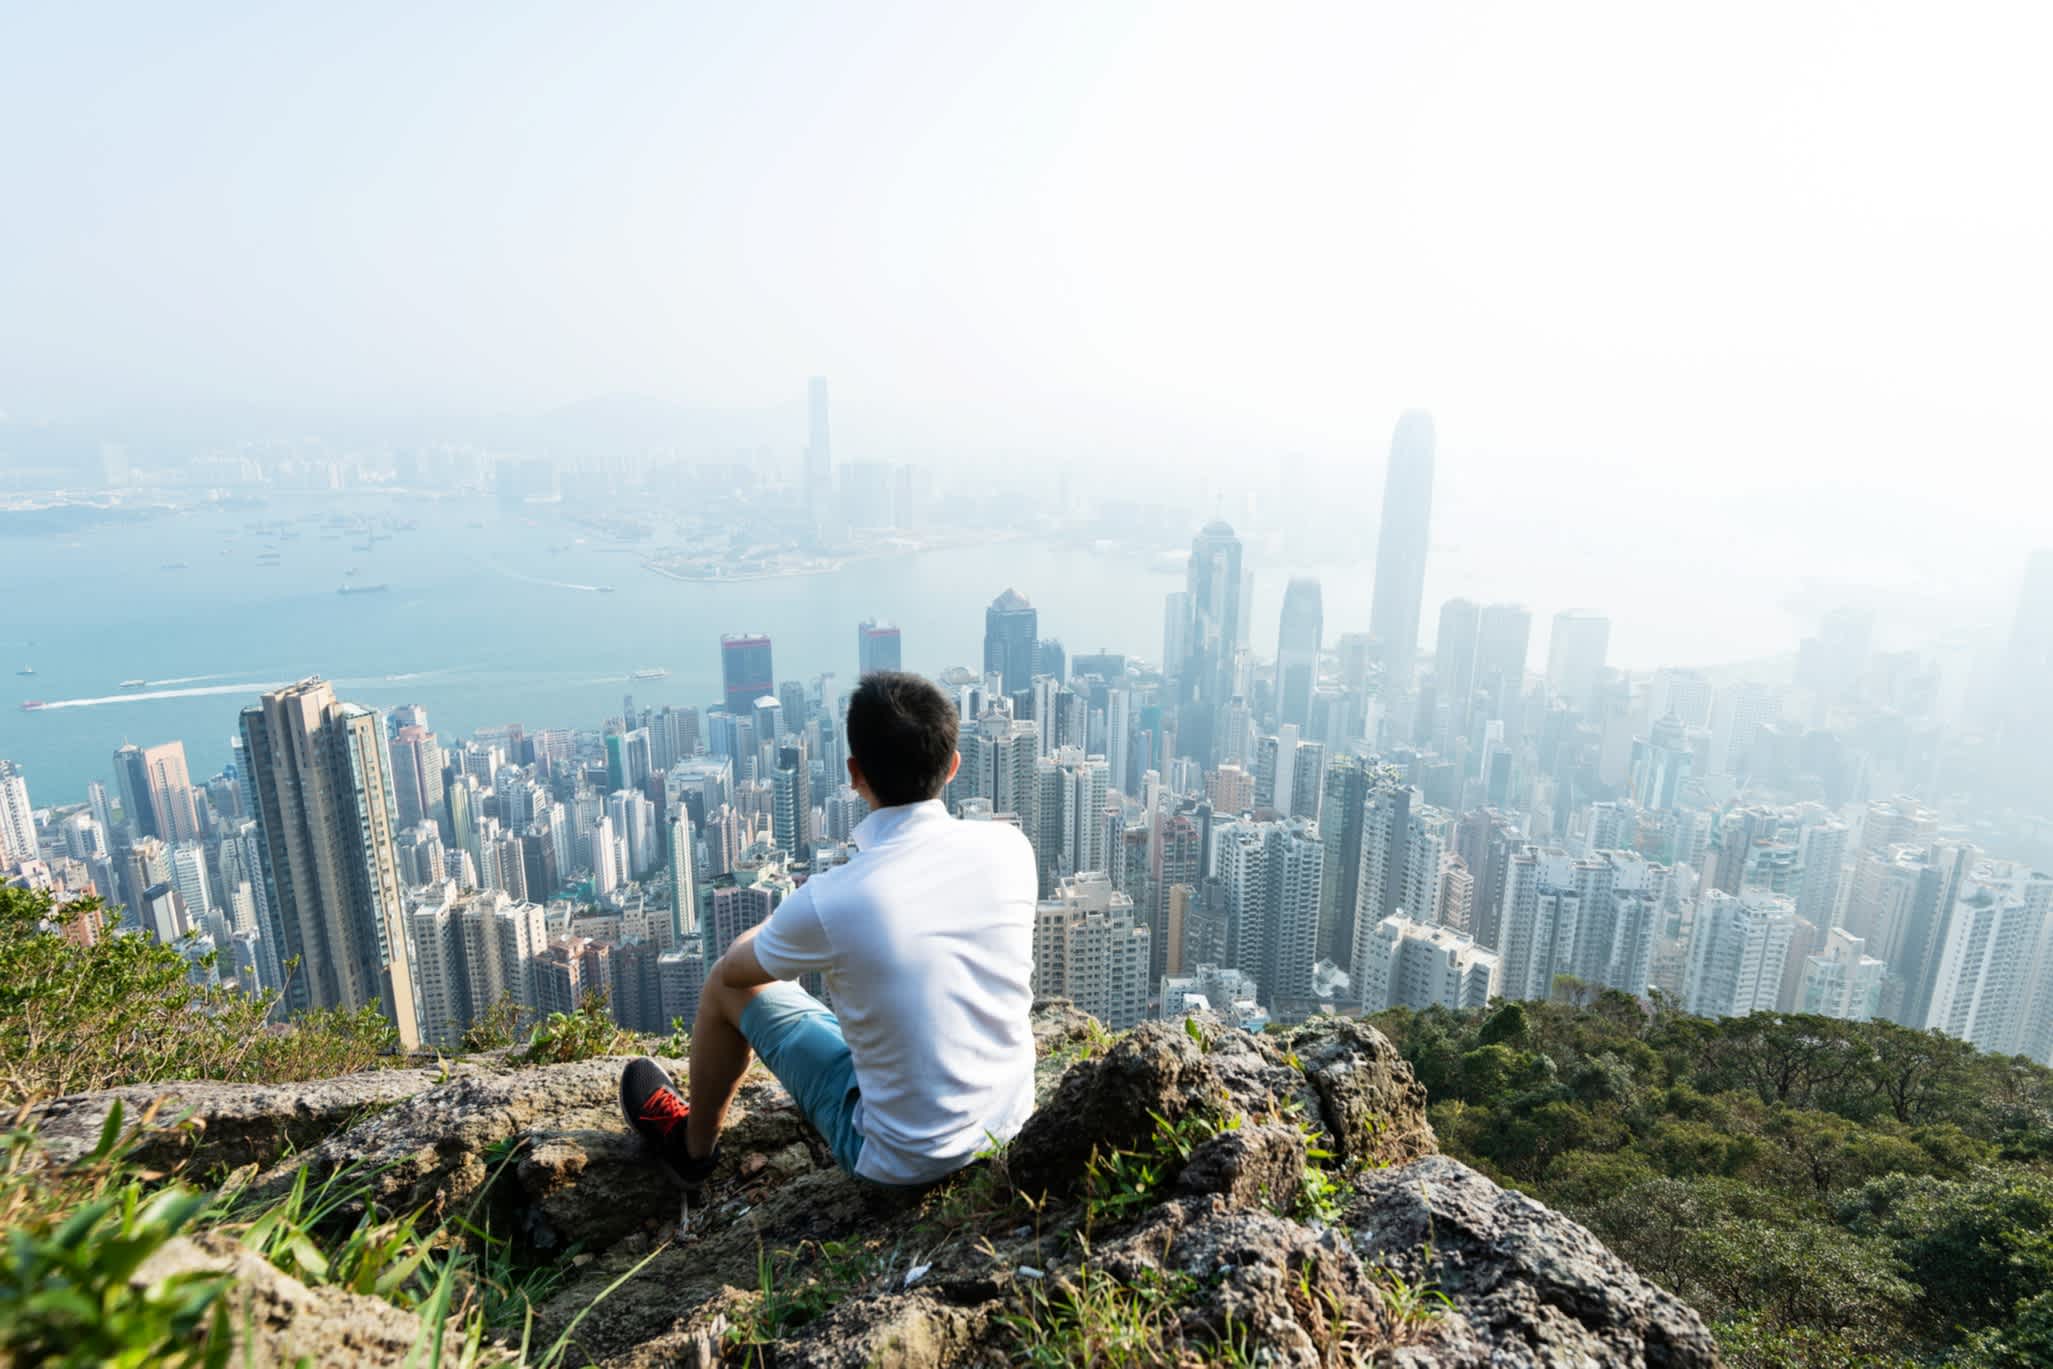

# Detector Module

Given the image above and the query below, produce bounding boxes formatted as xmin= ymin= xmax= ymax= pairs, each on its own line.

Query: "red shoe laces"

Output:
xmin=638 ymin=1086 xmax=689 ymax=1139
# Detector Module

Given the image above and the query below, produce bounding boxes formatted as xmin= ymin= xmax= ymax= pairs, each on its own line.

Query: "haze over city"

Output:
xmin=4 ymin=9 xmax=2053 ymax=1364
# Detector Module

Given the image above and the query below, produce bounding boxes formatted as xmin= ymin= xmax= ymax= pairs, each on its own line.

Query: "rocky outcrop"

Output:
xmin=30 ymin=1066 xmax=468 ymax=1173
xmin=45 ymin=1003 xmax=1721 ymax=1367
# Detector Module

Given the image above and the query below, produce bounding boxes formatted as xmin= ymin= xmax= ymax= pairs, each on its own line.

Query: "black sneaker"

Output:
xmin=620 ymin=1056 xmax=719 ymax=1186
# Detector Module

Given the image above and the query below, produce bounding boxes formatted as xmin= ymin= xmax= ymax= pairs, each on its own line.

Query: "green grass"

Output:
xmin=0 ymin=1098 xmax=654 ymax=1367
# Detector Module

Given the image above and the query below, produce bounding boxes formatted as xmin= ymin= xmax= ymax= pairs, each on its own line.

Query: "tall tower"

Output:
xmin=1432 ymin=599 xmax=1482 ymax=740
xmin=112 ymin=741 xmax=200 ymax=842
xmin=1179 ymin=521 xmax=1244 ymax=764
xmin=720 ymin=634 xmax=775 ymax=717
xmin=1275 ymin=577 xmax=1323 ymax=730
xmin=983 ymin=589 xmax=1039 ymax=696
xmin=858 ymin=619 xmax=902 ymax=676
xmin=239 ymin=678 xmax=421 ymax=1048
xmin=1368 ymin=411 xmax=1435 ymax=694
xmin=1545 ymin=610 xmax=1611 ymax=713
xmin=0 ymin=760 xmax=34 ymax=867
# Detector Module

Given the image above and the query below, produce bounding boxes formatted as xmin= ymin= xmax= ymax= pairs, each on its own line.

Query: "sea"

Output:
xmin=0 ymin=485 xmax=1963 ymax=808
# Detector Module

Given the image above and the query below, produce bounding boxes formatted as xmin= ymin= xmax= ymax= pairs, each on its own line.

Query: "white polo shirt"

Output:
xmin=749 ymin=799 xmax=1039 ymax=1185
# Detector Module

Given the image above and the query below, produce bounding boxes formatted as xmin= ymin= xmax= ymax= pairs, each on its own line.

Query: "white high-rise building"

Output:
xmin=1216 ymin=817 xmax=1323 ymax=1011
xmin=1355 ymin=914 xmax=1502 ymax=1012
xmin=1158 ymin=963 xmax=1268 ymax=1032
xmin=0 ymin=761 xmax=34 ymax=867
xmin=408 ymin=884 xmax=547 ymax=1049
xmin=1683 ymin=888 xmax=1796 ymax=1019
xmin=1495 ymin=846 xmax=1668 ymax=1001
xmin=1545 ymin=610 xmax=1611 ymax=713
xmin=168 ymin=842 xmax=214 ymax=921
xmin=1798 ymin=926 xmax=1887 ymax=1021
xmin=1052 ymin=748 xmax=1110 ymax=881
xmin=1033 ymin=872 xmax=1151 ymax=1029
xmin=589 ymin=815 xmax=621 ymax=897
xmin=667 ymin=812 xmax=698 ymax=952
xmin=1924 ymin=862 xmax=2053 ymax=1061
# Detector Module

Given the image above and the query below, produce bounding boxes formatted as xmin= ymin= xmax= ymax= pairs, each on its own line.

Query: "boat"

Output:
xmin=630 ymin=667 xmax=670 ymax=681
xmin=337 ymin=583 xmax=390 ymax=595
xmin=19 ymin=700 xmax=44 ymax=711
xmin=595 ymin=585 xmax=616 ymax=593
xmin=15 ymin=666 xmax=33 ymax=676
xmin=119 ymin=679 xmax=146 ymax=689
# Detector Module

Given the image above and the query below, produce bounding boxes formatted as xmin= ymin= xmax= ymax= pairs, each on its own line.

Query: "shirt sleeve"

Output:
xmin=749 ymin=879 xmax=834 ymax=979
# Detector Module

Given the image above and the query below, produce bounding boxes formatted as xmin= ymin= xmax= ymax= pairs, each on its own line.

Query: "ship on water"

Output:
xmin=120 ymin=679 xmax=146 ymax=689
xmin=338 ymin=583 xmax=390 ymax=595
xmin=630 ymin=667 xmax=670 ymax=681
xmin=19 ymin=700 xmax=45 ymax=711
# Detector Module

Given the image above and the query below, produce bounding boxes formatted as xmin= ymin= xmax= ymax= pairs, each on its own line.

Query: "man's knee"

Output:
xmin=699 ymin=973 xmax=773 ymax=1028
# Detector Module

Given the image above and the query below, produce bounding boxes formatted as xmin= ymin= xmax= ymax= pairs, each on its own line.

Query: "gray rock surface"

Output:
xmin=131 ymin=1231 xmax=429 ymax=1366
xmin=31 ymin=1067 xmax=465 ymax=1174
xmin=1347 ymin=1154 xmax=1723 ymax=1367
xmin=48 ymin=1002 xmax=1720 ymax=1366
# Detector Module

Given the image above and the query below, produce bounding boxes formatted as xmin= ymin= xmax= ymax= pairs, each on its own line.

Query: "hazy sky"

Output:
xmin=4 ymin=3 xmax=2049 ymax=564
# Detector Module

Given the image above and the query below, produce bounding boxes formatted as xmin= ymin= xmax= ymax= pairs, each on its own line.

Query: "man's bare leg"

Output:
xmin=685 ymin=975 xmax=766 ymax=1160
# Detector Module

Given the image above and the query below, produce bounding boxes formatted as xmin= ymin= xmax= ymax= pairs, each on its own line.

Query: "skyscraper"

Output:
xmin=720 ymin=634 xmax=775 ymax=717
xmin=1473 ymin=603 xmax=1533 ymax=725
xmin=983 ymin=589 xmax=1039 ymax=696
xmin=1368 ymin=410 xmax=1435 ymax=692
xmin=0 ymin=760 xmax=33 ymax=868
xmin=858 ymin=619 xmax=902 ymax=676
xmin=1033 ymin=872 xmax=1151 ymax=1029
xmin=1432 ymin=598 xmax=1482 ymax=739
xmin=112 ymin=740 xmax=199 ymax=842
xmin=1275 ymin=577 xmax=1322 ymax=730
xmin=239 ymin=678 xmax=421 ymax=1048
xmin=1545 ymin=610 xmax=1611 ymax=712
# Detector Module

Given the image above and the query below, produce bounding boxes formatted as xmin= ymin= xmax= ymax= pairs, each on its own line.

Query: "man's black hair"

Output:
xmin=845 ymin=671 xmax=959 ymax=808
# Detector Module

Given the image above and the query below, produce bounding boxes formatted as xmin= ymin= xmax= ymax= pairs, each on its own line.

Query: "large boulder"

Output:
xmin=1346 ymin=1155 xmax=1722 ymax=1367
xmin=1007 ymin=1013 xmax=1433 ymax=1199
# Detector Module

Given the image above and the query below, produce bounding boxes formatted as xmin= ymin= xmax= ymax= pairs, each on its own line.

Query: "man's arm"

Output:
xmin=711 ymin=923 xmax=777 ymax=992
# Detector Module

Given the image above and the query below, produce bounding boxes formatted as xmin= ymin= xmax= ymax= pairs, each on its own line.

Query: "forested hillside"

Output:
xmin=1370 ymin=991 xmax=2053 ymax=1368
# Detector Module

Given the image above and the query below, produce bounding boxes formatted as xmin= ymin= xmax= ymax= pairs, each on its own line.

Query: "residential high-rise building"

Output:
xmin=388 ymin=724 xmax=444 ymax=829
xmin=720 ymin=635 xmax=775 ymax=718
xmin=858 ymin=619 xmax=902 ymax=676
xmin=983 ymin=589 xmax=1039 ymax=696
xmin=1494 ymin=845 xmax=1667 ymax=1001
xmin=1798 ymin=926 xmax=1887 ymax=1021
xmin=0 ymin=760 xmax=34 ymax=867
xmin=1275 ymin=577 xmax=1323 ymax=730
xmin=772 ymin=743 xmax=812 ymax=857
xmin=1545 ymin=610 xmax=1611 ymax=712
xmin=1473 ymin=603 xmax=1533 ymax=729
xmin=1179 ymin=521 xmax=1245 ymax=761
xmin=113 ymin=740 xmax=199 ymax=843
xmin=1630 ymin=714 xmax=1694 ymax=811
xmin=1032 ymin=872 xmax=1152 ymax=1029
xmin=408 ymin=886 xmax=546 ymax=1049
xmin=1923 ymin=862 xmax=2053 ymax=1060
xmin=1355 ymin=914 xmax=1501 ymax=1012
xmin=667 ymin=811 xmax=698 ymax=952
xmin=1432 ymin=598 xmax=1482 ymax=740
xmin=1368 ymin=410 xmax=1435 ymax=693
xmin=1683 ymin=888 xmax=1796 ymax=1019
xmin=1216 ymin=817 xmax=1323 ymax=1012
xmin=239 ymin=678 xmax=421 ymax=1048
xmin=1795 ymin=818 xmax=1850 ymax=928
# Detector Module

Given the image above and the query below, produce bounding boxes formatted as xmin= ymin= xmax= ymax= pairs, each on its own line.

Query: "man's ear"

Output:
xmin=847 ymin=755 xmax=862 ymax=788
xmin=945 ymin=750 xmax=962 ymax=784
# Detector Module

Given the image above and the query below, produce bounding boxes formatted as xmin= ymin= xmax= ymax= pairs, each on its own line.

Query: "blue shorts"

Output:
xmin=739 ymin=981 xmax=865 ymax=1176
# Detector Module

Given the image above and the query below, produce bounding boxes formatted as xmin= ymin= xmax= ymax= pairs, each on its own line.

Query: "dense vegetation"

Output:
xmin=1371 ymin=986 xmax=2053 ymax=1368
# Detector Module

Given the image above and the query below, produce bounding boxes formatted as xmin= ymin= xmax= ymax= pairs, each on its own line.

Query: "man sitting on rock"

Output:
xmin=622 ymin=670 xmax=1039 ymax=1191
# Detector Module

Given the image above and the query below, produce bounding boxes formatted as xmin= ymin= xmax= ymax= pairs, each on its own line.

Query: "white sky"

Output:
xmin=3 ymin=2 xmax=2049 ymax=603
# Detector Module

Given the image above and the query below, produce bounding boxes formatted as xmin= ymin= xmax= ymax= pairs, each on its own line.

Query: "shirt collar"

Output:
xmin=852 ymin=798 xmax=949 ymax=850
